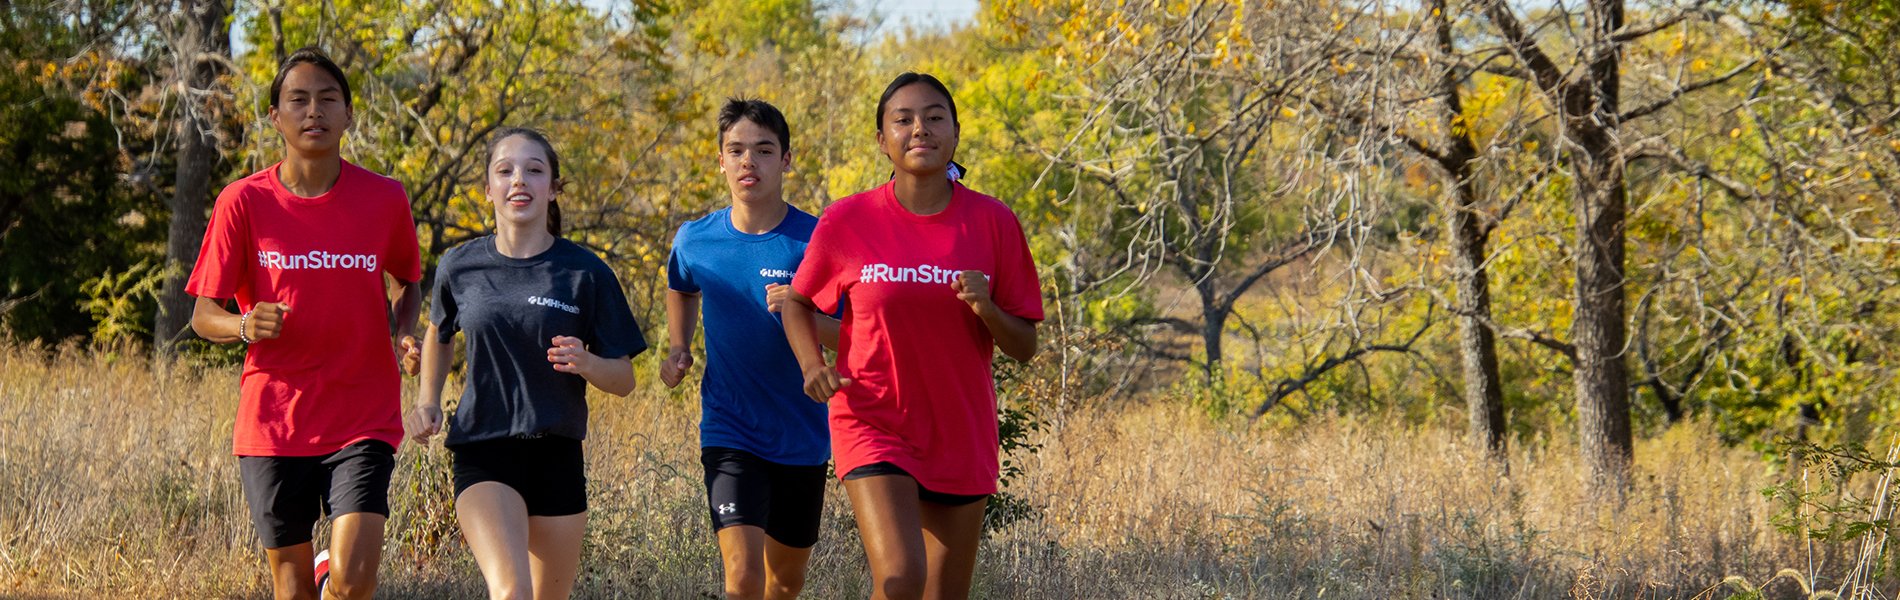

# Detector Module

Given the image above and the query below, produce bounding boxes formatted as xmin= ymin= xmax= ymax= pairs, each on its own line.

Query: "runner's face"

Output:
xmin=487 ymin=135 xmax=555 ymax=231
xmin=878 ymin=83 xmax=958 ymax=176
xmin=268 ymin=64 xmax=351 ymax=155
xmin=719 ymin=118 xmax=789 ymax=205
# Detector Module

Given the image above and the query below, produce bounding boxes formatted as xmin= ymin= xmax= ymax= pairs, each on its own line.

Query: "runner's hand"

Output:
xmin=801 ymin=363 xmax=851 ymax=403
xmin=396 ymin=335 xmax=421 ymax=376
xmin=951 ymin=271 xmax=993 ymax=315
xmin=765 ymin=283 xmax=789 ymax=313
xmin=246 ymin=302 xmax=289 ymax=341
xmin=406 ymin=401 xmax=442 ymax=442
xmin=548 ymin=336 xmax=595 ymax=375
xmin=660 ymin=347 xmax=693 ymax=388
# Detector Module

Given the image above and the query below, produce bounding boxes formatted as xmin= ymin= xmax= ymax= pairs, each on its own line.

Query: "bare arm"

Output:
xmin=660 ymin=289 xmax=700 ymax=388
xmin=768 ymin=284 xmax=839 ymax=350
xmin=782 ymin=295 xmax=850 ymax=402
xmin=549 ymin=336 xmax=637 ymax=397
xmin=191 ymin=296 xmax=287 ymax=344
xmin=389 ymin=276 xmax=423 ymax=374
xmin=407 ymin=322 xmax=455 ymax=441
xmin=954 ymin=271 xmax=1038 ymax=362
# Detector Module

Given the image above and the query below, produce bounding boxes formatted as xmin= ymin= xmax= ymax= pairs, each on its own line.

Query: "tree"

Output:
xmin=999 ymin=0 xmax=1363 ymax=385
xmin=1467 ymin=0 xmax=1761 ymax=484
xmin=154 ymin=0 xmax=236 ymax=355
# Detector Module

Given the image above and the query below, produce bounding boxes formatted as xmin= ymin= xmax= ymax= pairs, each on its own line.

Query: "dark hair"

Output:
xmin=487 ymin=127 xmax=563 ymax=236
xmin=875 ymin=73 xmax=969 ymax=181
xmin=270 ymin=47 xmax=352 ymax=108
xmin=717 ymin=98 xmax=792 ymax=156
xmin=874 ymin=72 xmax=958 ymax=133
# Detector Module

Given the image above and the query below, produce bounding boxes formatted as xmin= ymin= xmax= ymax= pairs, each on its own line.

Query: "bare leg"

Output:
xmin=323 ymin=512 xmax=386 ymax=600
xmin=457 ymin=482 xmax=534 ymax=599
xmin=844 ymin=475 xmax=927 ymax=600
xmin=263 ymin=543 xmax=317 ymax=600
xmin=919 ymin=498 xmax=986 ymax=600
xmin=762 ymin=534 xmax=815 ymax=600
xmin=716 ymin=525 xmax=768 ymax=600
xmin=527 ymin=513 xmax=588 ymax=600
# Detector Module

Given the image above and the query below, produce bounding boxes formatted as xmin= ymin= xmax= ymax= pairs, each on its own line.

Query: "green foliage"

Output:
xmin=0 ymin=13 xmax=168 ymax=345
xmin=1765 ymin=438 xmax=1900 ymax=544
xmin=989 ymin=353 xmax=1046 ymax=528
xmin=77 ymin=260 xmax=164 ymax=347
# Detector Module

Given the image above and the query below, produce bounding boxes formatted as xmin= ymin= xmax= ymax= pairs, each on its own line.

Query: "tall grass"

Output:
xmin=0 ymin=342 xmax=1872 ymax=598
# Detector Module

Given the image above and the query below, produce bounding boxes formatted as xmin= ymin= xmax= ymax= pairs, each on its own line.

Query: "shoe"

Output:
xmin=313 ymin=548 xmax=331 ymax=596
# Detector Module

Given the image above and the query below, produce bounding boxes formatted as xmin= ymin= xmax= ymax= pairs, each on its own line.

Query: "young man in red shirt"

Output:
xmin=188 ymin=47 xmax=422 ymax=600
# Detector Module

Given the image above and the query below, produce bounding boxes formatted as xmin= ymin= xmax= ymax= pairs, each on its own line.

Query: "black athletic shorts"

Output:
xmin=701 ymin=447 xmax=828 ymax=548
xmin=450 ymin=436 xmax=587 ymax=517
xmin=239 ymin=439 xmax=397 ymax=549
xmin=843 ymin=462 xmax=989 ymax=507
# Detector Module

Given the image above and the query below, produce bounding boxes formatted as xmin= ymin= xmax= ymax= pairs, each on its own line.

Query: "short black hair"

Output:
xmin=717 ymin=98 xmax=792 ymax=156
xmin=875 ymin=72 xmax=958 ymax=132
xmin=270 ymin=47 xmax=351 ymax=108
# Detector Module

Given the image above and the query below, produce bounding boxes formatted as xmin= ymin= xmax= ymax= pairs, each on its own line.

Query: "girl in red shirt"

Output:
xmin=786 ymin=73 xmax=1044 ymax=600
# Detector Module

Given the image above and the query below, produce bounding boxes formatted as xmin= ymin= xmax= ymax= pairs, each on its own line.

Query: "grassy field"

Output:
xmin=0 ymin=342 xmax=1865 ymax=598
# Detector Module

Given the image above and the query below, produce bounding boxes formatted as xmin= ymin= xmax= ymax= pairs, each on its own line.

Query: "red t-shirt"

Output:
xmin=185 ymin=161 xmax=422 ymax=457
xmin=792 ymin=181 xmax=1044 ymax=495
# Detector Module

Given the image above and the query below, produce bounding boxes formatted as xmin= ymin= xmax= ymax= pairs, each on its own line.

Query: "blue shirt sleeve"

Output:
xmin=666 ymin=227 xmax=699 ymax=294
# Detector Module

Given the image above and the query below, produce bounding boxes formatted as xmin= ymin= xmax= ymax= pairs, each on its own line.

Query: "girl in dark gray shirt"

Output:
xmin=408 ymin=127 xmax=647 ymax=599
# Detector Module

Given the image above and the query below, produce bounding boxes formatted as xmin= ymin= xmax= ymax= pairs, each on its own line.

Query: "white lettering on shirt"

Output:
xmin=759 ymin=268 xmax=795 ymax=279
xmin=528 ymin=295 xmax=581 ymax=314
xmin=858 ymin=263 xmax=983 ymax=285
xmin=257 ymin=250 xmax=380 ymax=272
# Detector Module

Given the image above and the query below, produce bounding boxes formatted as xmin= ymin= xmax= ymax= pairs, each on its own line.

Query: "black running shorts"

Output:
xmin=701 ymin=446 xmax=828 ymax=548
xmin=842 ymin=462 xmax=989 ymax=507
xmin=239 ymin=440 xmax=397 ymax=549
xmin=450 ymin=436 xmax=587 ymax=517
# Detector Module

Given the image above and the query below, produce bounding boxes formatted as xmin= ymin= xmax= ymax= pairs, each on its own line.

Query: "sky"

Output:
xmin=858 ymin=0 xmax=983 ymax=33
xmin=233 ymin=0 xmax=982 ymax=57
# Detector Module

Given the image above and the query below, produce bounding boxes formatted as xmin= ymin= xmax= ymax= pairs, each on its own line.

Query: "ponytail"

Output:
xmin=547 ymin=199 xmax=562 ymax=236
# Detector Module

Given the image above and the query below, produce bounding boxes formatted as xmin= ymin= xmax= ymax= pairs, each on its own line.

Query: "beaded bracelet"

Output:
xmin=238 ymin=309 xmax=254 ymax=344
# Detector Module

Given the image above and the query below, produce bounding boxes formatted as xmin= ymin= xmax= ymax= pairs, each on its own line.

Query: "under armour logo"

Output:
xmin=717 ymin=503 xmax=737 ymax=515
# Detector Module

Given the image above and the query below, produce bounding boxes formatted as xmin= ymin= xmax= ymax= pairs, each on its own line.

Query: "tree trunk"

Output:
xmin=154 ymin=0 xmax=232 ymax=356
xmin=1450 ymin=176 xmax=1507 ymax=457
xmin=1431 ymin=0 xmax=1507 ymax=459
xmin=1199 ymin=278 xmax=1224 ymax=382
xmin=1570 ymin=0 xmax=1633 ymax=486
xmin=1571 ymin=149 xmax=1633 ymax=486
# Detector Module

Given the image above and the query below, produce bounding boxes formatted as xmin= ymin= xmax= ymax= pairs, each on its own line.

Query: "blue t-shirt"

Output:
xmin=666 ymin=206 xmax=830 ymax=466
xmin=432 ymin=236 xmax=648 ymax=445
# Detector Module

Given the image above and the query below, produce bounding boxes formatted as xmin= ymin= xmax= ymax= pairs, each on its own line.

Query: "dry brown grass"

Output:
xmin=0 ymin=342 xmax=1857 ymax=598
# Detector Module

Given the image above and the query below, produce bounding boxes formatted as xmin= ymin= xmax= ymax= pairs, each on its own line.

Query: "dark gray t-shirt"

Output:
xmin=431 ymin=236 xmax=647 ymax=445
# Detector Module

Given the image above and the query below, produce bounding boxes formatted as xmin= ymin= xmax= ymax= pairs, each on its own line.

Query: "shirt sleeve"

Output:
xmin=384 ymin=183 xmax=423 ymax=284
xmin=428 ymin=252 xmax=459 ymax=342
xmin=991 ymin=207 xmax=1045 ymax=322
xmin=791 ymin=212 xmax=849 ymax=315
xmin=587 ymin=264 xmax=649 ymax=360
xmin=184 ymin=184 xmax=251 ymax=300
xmin=664 ymin=227 xmax=698 ymax=294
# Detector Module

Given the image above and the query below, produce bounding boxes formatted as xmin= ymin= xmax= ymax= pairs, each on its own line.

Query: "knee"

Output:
xmin=484 ymin=584 xmax=534 ymax=600
xmin=872 ymin=568 xmax=925 ymax=600
xmin=766 ymin=578 xmax=805 ymax=600
xmin=322 ymin=574 xmax=377 ymax=600
xmin=765 ymin=566 xmax=807 ymax=599
xmin=724 ymin=566 xmax=765 ymax=600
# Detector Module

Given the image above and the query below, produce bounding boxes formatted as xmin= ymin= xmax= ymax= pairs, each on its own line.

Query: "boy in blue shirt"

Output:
xmin=662 ymin=98 xmax=840 ymax=600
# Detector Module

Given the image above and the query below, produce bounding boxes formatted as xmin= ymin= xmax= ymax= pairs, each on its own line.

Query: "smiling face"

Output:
xmin=877 ymin=82 xmax=959 ymax=177
xmin=486 ymin=134 xmax=557 ymax=231
xmin=719 ymin=117 xmax=789 ymax=205
xmin=267 ymin=64 xmax=352 ymax=156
